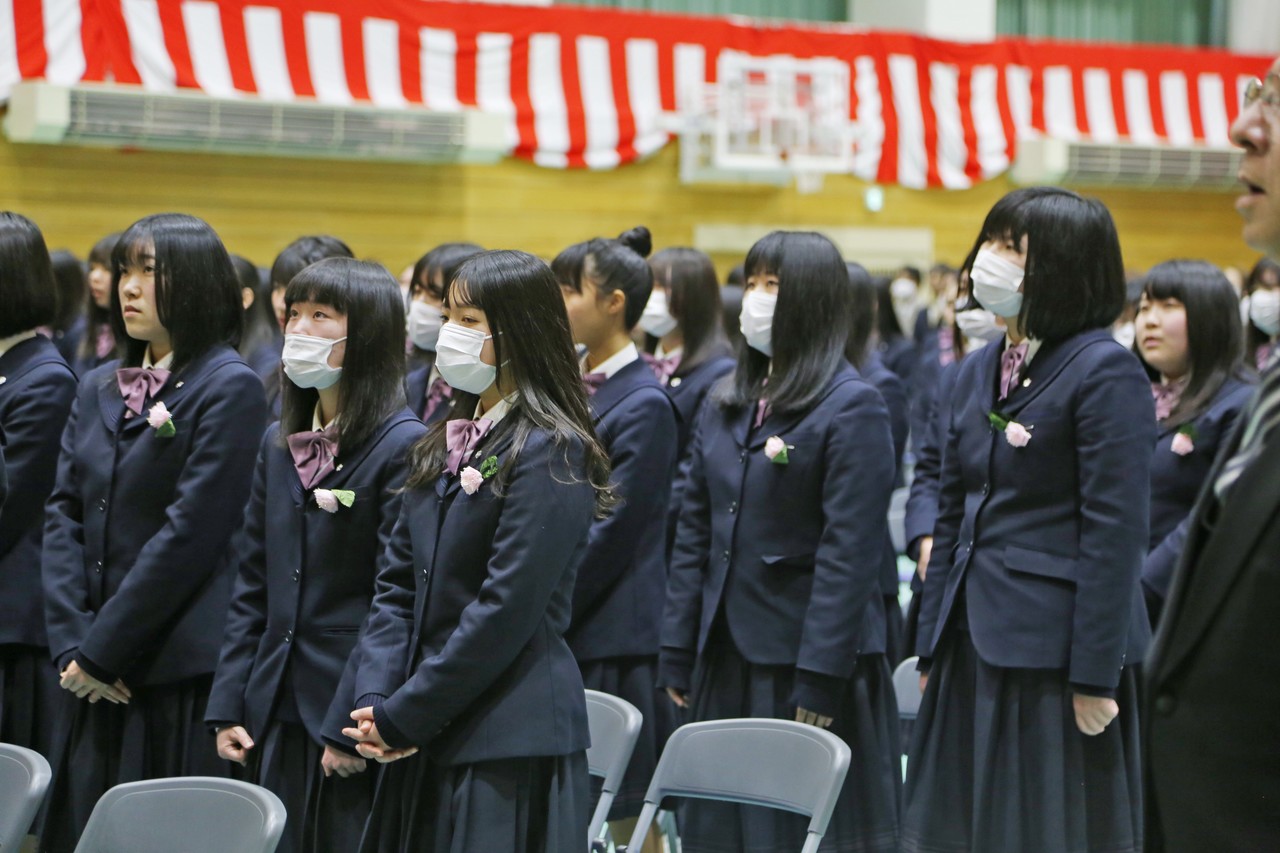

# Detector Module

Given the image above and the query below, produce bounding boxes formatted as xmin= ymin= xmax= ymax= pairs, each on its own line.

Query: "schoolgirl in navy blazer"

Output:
xmin=402 ymin=243 xmax=481 ymax=424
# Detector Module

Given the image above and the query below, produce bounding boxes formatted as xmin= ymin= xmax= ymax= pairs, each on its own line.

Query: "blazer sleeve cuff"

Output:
xmin=356 ymin=693 xmax=387 ymax=711
xmin=916 ymin=657 xmax=932 ymax=675
xmin=75 ymin=651 xmax=117 ymax=685
xmin=1069 ymin=682 xmax=1118 ymax=700
xmin=790 ymin=669 xmax=844 ymax=719
xmin=322 ymin=736 xmax=363 ymax=758
xmin=373 ymin=702 xmax=413 ymax=751
xmin=657 ymin=646 xmax=695 ymax=692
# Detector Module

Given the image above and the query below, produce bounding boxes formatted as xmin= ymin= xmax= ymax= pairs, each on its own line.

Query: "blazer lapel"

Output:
xmin=313 ymin=409 xmax=418 ymax=491
xmin=998 ymin=331 xmax=1111 ymax=420
xmin=108 ymin=345 xmax=237 ymax=436
xmin=588 ymin=359 xmax=649 ymax=423
xmin=743 ymin=365 xmax=857 ymax=450
xmin=439 ymin=422 xmax=518 ymax=500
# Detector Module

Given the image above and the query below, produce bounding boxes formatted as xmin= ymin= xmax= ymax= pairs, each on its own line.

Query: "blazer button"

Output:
xmin=728 ymin=501 xmax=738 ymax=514
xmin=739 ymin=451 xmax=747 ymax=463
xmin=95 ymin=560 xmax=102 ymax=573
xmin=1154 ymin=694 xmax=1176 ymax=715
xmin=284 ymin=630 xmax=293 ymax=643
xmin=97 ymin=499 xmax=107 ymax=512
xmin=292 ymin=570 xmax=300 ymax=582
xmin=980 ymin=483 xmax=989 ymax=496
xmin=722 ymin=550 xmax=730 ymax=562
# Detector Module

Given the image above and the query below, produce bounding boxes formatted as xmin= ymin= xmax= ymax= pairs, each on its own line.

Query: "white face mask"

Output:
xmin=1250 ymin=289 xmax=1280 ymax=337
xmin=970 ymin=248 xmax=1025 ymax=318
xmin=638 ymin=289 xmax=678 ymax=338
xmin=740 ymin=290 xmax=777 ymax=356
xmin=1112 ymin=321 xmax=1137 ymax=350
xmin=282 ymin=334 xmax=346 ymax=390
xmin=407 ymin=301 xmax=444 ymax=351
xmin=955 ymin=307 xmax=1005 ymax=344
xmin=435 ymin=322 xmax=496 ymax=394
xmin=890 ymin=277 xmax=919 ymax=304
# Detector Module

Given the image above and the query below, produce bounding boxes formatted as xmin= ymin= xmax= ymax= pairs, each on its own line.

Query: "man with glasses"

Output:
xmin=1143 ymin=60 xmax=1280 ymax=852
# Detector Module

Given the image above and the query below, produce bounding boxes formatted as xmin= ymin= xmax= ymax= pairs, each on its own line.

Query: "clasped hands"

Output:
xmin=60 ymin=660 xmax=130 ymax=705
xmin=342 ymin=707 xmax=419 ymax=763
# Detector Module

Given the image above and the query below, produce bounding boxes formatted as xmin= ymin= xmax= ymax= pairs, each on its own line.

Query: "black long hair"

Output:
xmin=280 ymin=258 xmax=408 ymax=452
xmin=78 ymin=232 xmax=121 ymax=365
xmin=409 ymin=242 xmax=484 ymax=303
xmin=1139 ymin=260 xmax=1249 ymax=429
xmin=646 ymin=247 xmax=727 ymax=373
xmin=555 ymin=226 xmax=653 ymax=332
xmin=109 ymin=213 xmax=242 ymax=371
xmin=717 ymin=231 xmax=851 ymax=414
xmin=1245 ymin=256 xmax=1280 ymax=366
xmin=270 ymin=235 xmax=354 ymax=289
xmin=844 ymin=261 xmax=875 ymax=371
xmin=48 ymin=249 xmax=86 ymax=333
xmin=405 ymin=250 xmax=615 ymax=515
xmin=967 ymin=186 xmax=1125 ymax=342
xmin=233 ymin=254 xmax=280 ymax=361
xmin=0 ymin=212 xmax=58 ymax=337
xmin=872 ymin=275 xmax=906 ymax=341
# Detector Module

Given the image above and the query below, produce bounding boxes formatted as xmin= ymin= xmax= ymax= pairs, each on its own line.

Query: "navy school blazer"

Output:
xmin=860 ymin=353 xmax=910 ymax=608
xmin=0 ymin=336 xmax=78 ymax=648
xmin=43 ymin=345 xmax=268 ymax=685
xmin=914 ymin=330 xmax=1155 ymax=691
xmin=405 ymin=365 xmax=456 ymax=426
xmin=205 ymin=409 xmax=426 ymax=746
xmin=903 ymin=359 xmax=964 ymax=567
xmin=569 ymin=358 xmax=679 ymax=662
xmin=666 ymin=349 xmax=735 ymax=455
xmin=1141 ymin=377 xmax=1253 ymax=618
xmin=340 ymin=425 xmax=595 ymax=765
xmin=660 ymin=363 xmax=896 ymax=713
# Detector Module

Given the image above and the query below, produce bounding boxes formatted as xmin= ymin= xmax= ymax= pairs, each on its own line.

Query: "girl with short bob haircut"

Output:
xmin=662 ymin=230 xmax=901 ymax=852
xmin=338 ymin=250 xmax=611 ymax=852
xmin=207 ymin=258 xmax=426 ymax=853
xmin=42 ymin=213 xmax=267 ymax=852
xmin=1136 ymin=260 xmax=1254 ymax=624
xmin=904 ymin=187 xmax=1153 ymax=853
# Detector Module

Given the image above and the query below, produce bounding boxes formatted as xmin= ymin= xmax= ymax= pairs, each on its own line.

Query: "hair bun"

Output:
xmin=617 ymin=226 xmax=652 ymax=259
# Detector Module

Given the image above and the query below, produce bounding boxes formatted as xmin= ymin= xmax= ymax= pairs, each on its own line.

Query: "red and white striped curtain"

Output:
xmin=2 ymin=0 xmax=1272 ymax=188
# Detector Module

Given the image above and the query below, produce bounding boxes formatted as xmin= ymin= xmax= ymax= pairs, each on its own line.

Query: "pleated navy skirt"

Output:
xmin=246 ymin=719 xmax=376 ymax=853
xmin=902 ymin=626 xmax=1143 ymax=853
xmin=0 ymin=644 xmax=61 ymax=759
xmin=39 ymin=673 xmax=230 ymax=853
xmin=580 ymin=654 xmax=676 ymax=820
xmin=678 ymin=636 xmax=902 ymax=853
xmin=358 ymin=750 xmax=589 ymax=853
xmin=884 ymin=594 xmax=906 ymax=666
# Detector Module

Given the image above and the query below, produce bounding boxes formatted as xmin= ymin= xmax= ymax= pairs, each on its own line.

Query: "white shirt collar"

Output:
xmin=475 ymin=394 xmax=517 ymax=425
xmin=583 ymin=341 xmax=639 ymax=380
xmin=0 ymin=330 xmax=38 ymax=358
xmin=143 ymin=346 xmax=175 ymax=370
xmin=312 ymin=403 xmax=338 ymax=432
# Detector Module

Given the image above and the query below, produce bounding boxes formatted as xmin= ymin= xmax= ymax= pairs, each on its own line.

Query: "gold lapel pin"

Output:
xmin=0 ymin=377 xmax=6 ymax=385
xmin=336 ymin=464 xmax=344 ymax=471
xmin=176 ymin=381 xmax=185 ymax=388
xmin=1022 ymin=378 xmax=1032 ymax=387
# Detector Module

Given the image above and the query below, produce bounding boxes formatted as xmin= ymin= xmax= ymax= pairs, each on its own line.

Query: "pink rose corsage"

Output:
xmin=459 ymin=467 xmax=485 ymax=495
xmin=764 ymin=436 xmax=792 ymax=464
xmin=988 ymin=411 xmax=1032 ymax=448
xmin=314 ymin=488 xmax=355 ymax=513
xmin=147 ymin=401 xmax=176 ymax=438
xmin=1171 ymin=424 xmax=1197 ymax=456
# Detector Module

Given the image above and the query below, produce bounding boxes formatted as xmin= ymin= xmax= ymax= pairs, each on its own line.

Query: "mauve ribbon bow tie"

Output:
xmin=446 ymin=418 xmax=493 ymax=475
xmin=999 ymin=342 xmax=1028 ymax=401
xmin=288 ymin=426 xmax=339 ymax=491
xmin=582 ymin=372 xmax=608 ymax=397
xmin=115 ymin=367 xmax=171 ymax=418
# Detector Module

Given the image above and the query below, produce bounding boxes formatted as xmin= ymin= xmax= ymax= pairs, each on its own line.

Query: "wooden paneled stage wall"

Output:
xmin=0 ymin=131 xmax=1261 ymax=278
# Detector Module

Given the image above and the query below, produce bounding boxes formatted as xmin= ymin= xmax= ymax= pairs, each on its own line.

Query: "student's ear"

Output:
xmin=604 ymin=287 xmax=627 ymax=318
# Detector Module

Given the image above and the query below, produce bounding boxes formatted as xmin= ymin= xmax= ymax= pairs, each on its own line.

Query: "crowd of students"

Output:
xmin=3 ymin=72 xmax=1280 ymax=853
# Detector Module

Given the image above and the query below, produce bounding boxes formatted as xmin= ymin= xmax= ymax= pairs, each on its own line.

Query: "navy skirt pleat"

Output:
xmin=678 ymin=638 xmax=901 ymax=853
xmin=39 ymin=674 xmax=229 ymax=853
xmin=579 ymin=655 xmax=676 ymax=820
xmin=884 ymin=594 xmax=906 ymax=666
xmin=902 ymin=627 xmax=1143 ymax=853
xmin=0 ymin=644 xmax=62 ymax=759
xmin=358 ymin=751 xmax=589 ymax=853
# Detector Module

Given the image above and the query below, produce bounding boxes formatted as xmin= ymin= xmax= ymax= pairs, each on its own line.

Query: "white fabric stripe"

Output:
xmin=577 ymin=35 xmax=620 ymax=169
xmin=122 ymin=0 xmax=176 ymax=90
xmin=1198 ymin=72 xmax=1230 ymax=146
xmin=43 ymin=0 xmax=84 ymax=85
xmin=243 ymin=6 xmax=293 ymax=100
xmin=0 ymin=0 xmax=21 ymax=101
xmin=1160 ymin=70 xmax=1194 ymax=145
xmin=969 ymin=64 xmax=1008 ymax=178
xmin=887 ymin=54 xmax=927 ymax=189
xmin=1123 ymin=69 xmax=1157 ymax=144
xmin=528 ymin=33 xmax=568 ymax=167
xmin=1042 ymin=66 xmax=1078 ymax=140
xmin=1006 ymin=64 xmax=1033 ymax=139
xmin=625 ymin=38 xmax=665 ymax=158
xmin=182 ymin=1 xmax=236 ymax=97
xmin=476 ymin=32 xmax=518 ymax=153
xmin=363 ymin=18 xmax=405 ymax=107
xmin=419 ymin=27 xmax=458 ymax=111
xmin=1082 ymin=67 xmax=1118 ymax=143
xmin=304 ymin=12 xmax=351 ymax=105
xmin=852 ymin=55 xmax=884 ymax=181
xmin=673 ymin=42 xmax=705 ymax=113
xmin=929 ymin=62 xmax=970 ymax=189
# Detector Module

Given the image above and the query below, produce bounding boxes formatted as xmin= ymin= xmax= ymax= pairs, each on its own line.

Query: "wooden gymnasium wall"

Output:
xmin=0 ymin=125 xmax=1261 ymax=279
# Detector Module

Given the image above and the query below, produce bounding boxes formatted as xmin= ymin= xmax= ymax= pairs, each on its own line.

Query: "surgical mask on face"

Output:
xmin=1250 ymin=289 xmax=1280 ymax=337
xmin=1112 ymin=321 xmax=1137 ymax=350
xmin=282 ymin=334 xmax=346 ymax=390
xmin=890 ymin=277 xmax=918 ymax=304
xmin=435 ymin=322 xmax=496 ymax=394
xmin=407 ymin=301 xmax=444 ymax=351
xmin=638 ymin=289 xmax=678 ymax=338
xmin=955 ymin=307 xmax=1005 ymax=344
xmin=740 ymin=290 xmax=777 ymax=356
xmin=970 ymin=249 xmax=1025 ymax=318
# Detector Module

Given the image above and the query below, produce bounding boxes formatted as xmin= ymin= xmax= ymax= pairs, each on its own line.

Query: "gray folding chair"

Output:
xmin=0 ymin=743 xmax=52 ymax=853
xmin=623 ymin=718 xmax=851 ymax=853
xmin=893 ymin=656 xmax=923 ymax=721
xmin=73 ymin=777 xmax=286 ymax=853
xmin=585 ymin=690 xmax=643 ymax=847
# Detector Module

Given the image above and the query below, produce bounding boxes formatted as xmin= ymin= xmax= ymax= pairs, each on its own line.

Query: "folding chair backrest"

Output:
xmin=584 ymin=690 xmax=643 ymax=844
xmin=625 ymin=719 xmax=850 ymax=853
xmin=893 ymin=656 xmax=923 ymax=720
xmin=73 ymin=777 xmax=286 ymax=853
xmin=0 ymin=743 xmax=52 ymax=853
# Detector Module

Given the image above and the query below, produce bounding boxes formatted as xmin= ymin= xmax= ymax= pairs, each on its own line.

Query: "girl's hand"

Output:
xmin=665 ymin=688 xmax=688 ymax=709
xmin=60 ymin=661 xmax=131 ymax=704
xmin=916 ymin=536 xmax=934 ymax=581
xmin=1073 ymin=694 xmax=1120 ymax=735
xmin=215 ymin=726 xmax=255 ymax=765
xmin=320 ymin=745 xmax=368 ymax=778
xmin=795 ymin=707 xmax=834 ymax=729
xmin=343 ymin=707 xmax=418 ymax=764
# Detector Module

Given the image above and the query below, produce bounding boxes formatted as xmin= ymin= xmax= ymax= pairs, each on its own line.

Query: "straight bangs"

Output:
xmin=551 ymin=241 xmax=590 ymax=293
xmin=743 ymin=231 xmax=786 ymax=280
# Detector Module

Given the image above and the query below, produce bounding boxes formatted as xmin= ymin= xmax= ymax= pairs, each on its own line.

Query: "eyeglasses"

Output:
xmin=1242 ymin=77 xmax=1280 ymax=113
